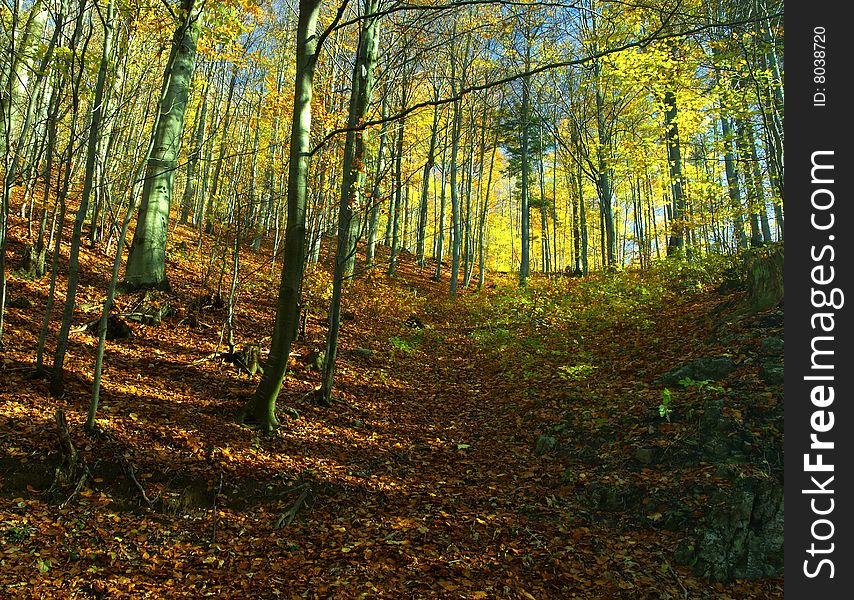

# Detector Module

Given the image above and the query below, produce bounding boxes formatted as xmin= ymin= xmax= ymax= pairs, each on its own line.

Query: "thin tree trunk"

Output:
xmin=417 ymin=90 xmax=440 ymax=267
xmin=365 ymin=95 xmax=388 ymax=267
xmin=320 ymin=0 xmax=381 ymax=405
xmin=238 ymin=0 xmax=322 ymax=431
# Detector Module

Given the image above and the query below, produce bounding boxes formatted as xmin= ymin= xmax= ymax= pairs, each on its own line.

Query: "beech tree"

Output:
xmin=124 ymin=0 xmax=203 ymax=291
xmin=238 ymin=0 xmax=328 ymax=430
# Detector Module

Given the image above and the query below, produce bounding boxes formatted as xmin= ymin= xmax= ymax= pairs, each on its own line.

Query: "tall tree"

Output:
xmin=238 ymin=0 xmax=326 ymax=431
xmin=124 ymin=0 xmax=203 ymax=290
xmin=51 ymin=0 xmax=118 ymax=396
xmin=320 ymin=0 xmax=382 ymax=406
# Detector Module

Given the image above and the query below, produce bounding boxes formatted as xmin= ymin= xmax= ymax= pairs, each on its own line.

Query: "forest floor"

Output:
xmin=1 ymin=212 xmax=784 ymax=599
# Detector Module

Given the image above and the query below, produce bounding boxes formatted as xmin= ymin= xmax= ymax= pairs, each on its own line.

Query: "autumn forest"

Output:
xmin=1 ymin=0 xmax=784 ymax=598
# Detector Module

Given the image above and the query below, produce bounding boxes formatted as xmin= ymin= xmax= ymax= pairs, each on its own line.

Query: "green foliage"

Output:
xmin=4 ymin=525 xmax=30 ymax=542
xmin=389 ymin=335 xmax=413 ymax=353
xmin=649 ymin=253 xmax=741 ymax=292
xmin=561 ymin=468 xmax=578 ymax=484
xmin=465 ymin=270 xmax=678 ymax=380
xmin=470 ymin=327 xmax=511 ymax=351
xmin=557 ymin=364 xmax=597 ymax=381
xmin=678 ymin=377 xmax=724 ymax=394
xmin=659 ymin=388 xmax=673 ymax=423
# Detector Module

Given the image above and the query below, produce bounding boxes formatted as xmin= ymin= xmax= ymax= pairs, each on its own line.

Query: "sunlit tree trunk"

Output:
xmin=433 ymin=123 xmax=448 ymax=281
xmin=181 ymin=75 xmax=209 ymax=225
xmin=51 ymin=0 xmax=117 ymax=396
xmin=448 ymin=85 xmax=463 ymax=295
xmin=662 ymin=89 xmax=685 ymax=258
xmin=388 ymin=81 xmax=408 ymax=277
xmin=365 ymin=95 xmax=388 ymax=267
xmin=518 ymin=69 xmax=531 ymax=285
xmin=124 ymin=0 xmax=202 ymax=290
xmin=417 ymin=90 xmax=440 ymax=268
xmin=238 ymin=0 xmax=322 ymax=431
xmin=320 ymin=0 xmax=382 ymax=406
xmin=719 ymin=113 xmax=747 ymax=250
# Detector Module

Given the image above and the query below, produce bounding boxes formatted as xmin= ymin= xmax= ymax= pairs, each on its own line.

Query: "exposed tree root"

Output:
xmin=274 ymin=483 xmax=313 ymax=529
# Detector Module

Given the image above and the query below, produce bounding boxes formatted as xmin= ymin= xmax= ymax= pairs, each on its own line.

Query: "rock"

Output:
xmin=673 ymin=540 xmax=696 ymax=566
xmin=760 ymin=336 xmax=784 ymax=354
xmin=745 ymin=244 xmax=784 ymax=313
xmin=350 ymin=348 xmax=374 ymax=358
xmin=693 ymin=478 xmax=784 ymax=582
xmin=759 ymin=358 xmax=784 ymax=385
xmin=698 ymin=398 xmax=737 ymax=461
xmin=7 ymin=296 xmax=32 ymax=309
xmin=534 ymin=434 xmax=558 ymax=456
xmin=587 ymin=483 xmax=643 ymax=512
xmin=655 ymin=357 xmax=737 ymax=385
xmin=634 ymin=447 xmax=655 ymax=465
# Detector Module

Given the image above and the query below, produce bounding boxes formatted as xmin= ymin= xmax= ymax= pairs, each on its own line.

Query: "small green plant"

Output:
xmin=5 ymin=525 xmax=30 ymax=542
xmin=678 ymin=377 xmax=724 ymax=394
xmin=659 ymin=388 xmax=673 ymax=422
xmin=562 ymin=468 xmax=578 ymax=483
xmin=389 ymin=336 xmax=413 ymax=352
xmin=557 ymin=363 xmax=598 ymax=381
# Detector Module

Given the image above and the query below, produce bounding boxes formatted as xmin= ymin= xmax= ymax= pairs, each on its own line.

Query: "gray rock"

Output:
xmin=656 ymin=357 xmax=736 ymax=385
xmin=534 ymin=434 xmax=558 ymax=456
xmin=759 ymin=358 xmax=784 ymax=385
xmin=693 ymin=479 xmax=784 ymax=581
xmin=634 ymin=447 xmax=655 ymax=465
xmin=760 ymin=336 xmax=784 ymax=354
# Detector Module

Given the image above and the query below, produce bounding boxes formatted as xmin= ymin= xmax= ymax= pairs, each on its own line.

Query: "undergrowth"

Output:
xmin=465 ymin=254 xmax=742 ymax=379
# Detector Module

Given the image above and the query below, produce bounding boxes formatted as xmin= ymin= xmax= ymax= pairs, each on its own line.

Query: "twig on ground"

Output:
xmin=125 ymin=461 xmax=154 ymax=507
xmin=192 ymin=352 xmax=220 ymax=365
xmin=669 ymin=564 xmax=689 ymax=599
xmin=210 ymin=471 xmax=224 ymax=544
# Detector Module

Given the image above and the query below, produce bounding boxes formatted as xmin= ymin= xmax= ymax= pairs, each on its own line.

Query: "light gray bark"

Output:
xmin=124 ymin=0 xmax=202 ymax=290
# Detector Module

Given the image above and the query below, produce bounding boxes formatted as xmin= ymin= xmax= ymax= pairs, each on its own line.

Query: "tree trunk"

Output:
xmin=387 ymin=83 xmax=407 ymax=277
xmin=417 ymin=92 xmax=440 ymax=267
xmin=124 ymin=0 xmax=202 ymax=290
xmin=51 ymin=0 xmax=116 ymax=396
xmin=238 ymin=0 xmax=321 ymax=431
xmin=365 ymin=95 xmax=388 ymax=267
xmin=518 ymin=70 xmax=531 ymax=285
xmin=449 ymin=94 xmax=462 ymax=295
xmin=720 ymin=113 xmax=747 ymax=250
xmin=663 ymin=88 xmax=685 ymax=258
xmin=320 ymin=0 xmax=381 ymax=405
xmin=181 ymin=75 xmax=209 ymax=225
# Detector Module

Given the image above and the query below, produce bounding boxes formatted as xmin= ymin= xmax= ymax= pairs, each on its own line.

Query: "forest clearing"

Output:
xmin=1 ymin=0 xmax=784 ymax=597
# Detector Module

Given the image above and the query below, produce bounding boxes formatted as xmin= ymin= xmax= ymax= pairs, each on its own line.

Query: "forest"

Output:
xmin=1 ymin=0 xmax=784 ymax=598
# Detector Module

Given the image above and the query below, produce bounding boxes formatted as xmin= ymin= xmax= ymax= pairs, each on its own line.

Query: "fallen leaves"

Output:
xmin=0 ymin=214 xmax=784 ymax=599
